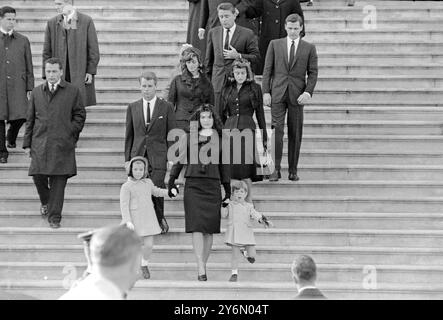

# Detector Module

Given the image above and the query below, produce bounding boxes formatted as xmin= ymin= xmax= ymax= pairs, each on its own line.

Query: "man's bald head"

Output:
xmin=90 ymin=225 xmax=142 ymax=268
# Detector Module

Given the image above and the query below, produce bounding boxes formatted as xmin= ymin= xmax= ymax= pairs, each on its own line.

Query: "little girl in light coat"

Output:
xmin=221 ymin=180 xmax=272 ymax=282
xmin=120 ymin=156 xmax=178 ymax=279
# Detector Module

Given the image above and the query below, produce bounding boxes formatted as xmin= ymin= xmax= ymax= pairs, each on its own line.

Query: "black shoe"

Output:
xmin=40 ymin=205 xmax=48 ymax=218
xmin=269 ymin=170 xmax=280 ymax=182
xmin=229 ymin=274 xmax=238 ymax=282
xmin=198 ymin=274 xmax=207 ymax=281
xmin=288 ymin=173 xmax=300 ymax=181
xmin=141 ymin=266 xmax=150 ymax=279
xmin=240 ymin=248 xmax=256 ymax=264
xmin=0 ymin=157 xmax=7 ymax=164
xmin=49 ymin=221 xmax=61 ymax=229
xmin=307 ymin=0 xmax=313 ymax=6
xmin=6 ymin=142 xmax=16 ymax=148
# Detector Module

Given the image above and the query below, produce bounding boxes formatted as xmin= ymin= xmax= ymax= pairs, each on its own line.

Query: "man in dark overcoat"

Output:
xmin=198 ymin=0 xmax=257 ymax=38
xmin=0 ymin=6 xmax=34 ymax=163
xmin=23 ymin=58 xmax=86 ymax=229
xmin=125 ymin=71 xmax=176 ymax=234
xmin=43 ymin=0 xmax=99 ymax=107
xmin=248 ymin=0 xmax=305 ymax=75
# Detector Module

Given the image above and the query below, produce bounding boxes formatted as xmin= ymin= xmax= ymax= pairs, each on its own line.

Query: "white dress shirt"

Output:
xmin=48 ymin=79 xmax=61 ymax=92
xmin=59 ymin=274 xmax=125 ymax=300
xmin=0 ymin=27 xmax=13 ymax=36
xmin=223 ymin=23 xmax=237 ymax=49
xmin=143 ymin=96 xmax=157 ymax=125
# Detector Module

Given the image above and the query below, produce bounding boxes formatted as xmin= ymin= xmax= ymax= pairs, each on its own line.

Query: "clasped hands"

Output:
xmin=263 ymin=92 xmax=311 ymax=107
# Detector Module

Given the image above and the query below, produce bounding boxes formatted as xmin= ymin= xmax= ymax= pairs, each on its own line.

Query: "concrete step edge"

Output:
xmin=2 ymin=211 xmax=443 ymax=219
xmin=1 ymin=244 xmax=442 ymax=253
xmin=2 ymin=262 xmax=443 ymax=272
xmin=2 ymin=227 xmax=443 ymax=236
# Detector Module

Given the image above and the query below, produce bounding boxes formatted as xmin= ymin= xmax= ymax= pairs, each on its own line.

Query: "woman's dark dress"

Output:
xmin=220 ymin=82 xmax=267 ymax=180
xmin=169 ymin=133 xmax=230 ymax=234
xmin=168 ymin=74 xmax=214 ymax=131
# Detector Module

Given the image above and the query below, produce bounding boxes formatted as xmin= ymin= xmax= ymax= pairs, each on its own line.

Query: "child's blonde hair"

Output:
xmin=231 ymin=180 xmax=248 ymax=194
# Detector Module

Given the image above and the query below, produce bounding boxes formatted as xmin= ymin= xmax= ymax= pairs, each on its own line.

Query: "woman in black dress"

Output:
xmin=168 ymin=46 xmax=214 ymax=132
xmin=220 ymin=58 xmax=267 ymax=203
xmin=168 ymin=104 xmax=230 ymax=281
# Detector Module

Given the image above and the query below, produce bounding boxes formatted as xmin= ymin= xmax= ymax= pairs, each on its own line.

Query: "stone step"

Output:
xmin=4 ymin=163 xmax=443 ymax=181
xmin=14 ymin=15 xmax=443 ymax=31
xmin=33 ymin=63 xmax=443 ymax=78
xmin=15 ymin=18 xmax=443 ymax=32
xmin=8 ymin=148 xmax=443 ymax=165
xmin=2 ymin=179 xmax=443 ymax=198
xmin=83 ymin=105 xmax=443 ymax=121
xmin=29 ymin=40 xmax=443 ymax=54
xmin=80 ymin=74 xmax=443 ymax=90
xmin=2 ymin=279 xmax=443 ymax=300
xmin=2 ymin=244 xmax=442 ymax=265
xmin=2 ymin=211 xmax=443 ymax=230
xmin=7 ymin=227 xmax=443 ymax=248
xmin=30 ymin=52 xmax=443 ymax=67
xmin=13 ymin=133 xmax=443 ymax=151
xmin=2 ymin=262 xmax=442 ymax=285
xmin=73 ymin=119 xmax=443 ymax=135
xmin=303 ymin=7 xmax=443 ymax=19
xmin=3 ymin=194 xmax=443 ymax=213
xmin=22 ymin=29 xmax=443 ymax=42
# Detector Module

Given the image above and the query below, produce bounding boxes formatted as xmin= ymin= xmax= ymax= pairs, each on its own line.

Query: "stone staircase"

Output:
xmin=1 ymin=0 xmax=443 ymax=299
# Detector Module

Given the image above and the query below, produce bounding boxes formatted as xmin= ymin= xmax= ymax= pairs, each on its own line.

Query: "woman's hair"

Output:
xmin=180 ymin=46 xmax=203 ymax=77
xmin=188 ymin=103 xmax=223 ymax=135
xmin=127 ymin=159 xmax=147 ymax=178
xmin=231 ymin=180 xmax=248 ymax=194
xmin=226 ymin=58 xmax=255 ymax=84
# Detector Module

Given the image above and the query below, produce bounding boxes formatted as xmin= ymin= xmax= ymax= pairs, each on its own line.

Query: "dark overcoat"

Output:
xmin=187 ymin=0 xmax=206 ymax=56
xmin=200 ymin=0 xmax=258 ymax=34
xmin=0 ymin=31 xmax=34 ymax=120
xmin=22 ymin=80 xmax=86 ymax=177
xmin=124 ymin=97 xmax=176 ymax=170
xmin=248 ymin=0 xmax=305 ymax=74
xmin=42 ymin=11 xmax=100 ymax=106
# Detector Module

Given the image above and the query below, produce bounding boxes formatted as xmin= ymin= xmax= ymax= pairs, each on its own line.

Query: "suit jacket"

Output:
xmin=205 ymin=25 xmax=260 ymax=94
xmin=294 ymin=287 xmax=327 ymax=300
xmin=124 ymin=97 xmax=176 ymax=170
xmin=262 ymin=37 xmax=318 ymax=105
xmin=43 ymin=11 xmax=100 ymax=106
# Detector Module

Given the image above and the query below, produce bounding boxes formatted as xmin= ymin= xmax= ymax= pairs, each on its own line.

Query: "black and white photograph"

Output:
xmin=0 ymin=0 xmax=443 ymax=304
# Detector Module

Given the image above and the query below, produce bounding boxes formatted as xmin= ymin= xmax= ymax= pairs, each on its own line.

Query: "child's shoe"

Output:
xmin=229 ymin=274 xmax=238 ymax=282
xmin=141 ymin=266 xmax=150 ymax=279
xmin=240 ymin=248 xmax=256 ymax=264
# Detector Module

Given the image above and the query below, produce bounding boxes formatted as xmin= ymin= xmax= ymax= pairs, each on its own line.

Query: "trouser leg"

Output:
xmin=150 ymin=169 xmax=166 ymax=223
xmin=6 ymin=118 xmax=26 ymax=145
xmin=32 ymin=175 xmax=50 ymax=206
xmin=287 ymin=104 xmax=304 ymax=174
xmin=270 ymin=101 xmax=287 ymax=172
xmin=47 ymin=175 xmax=68 ymax=223
xmin=0 ymin=120 xmax=7 ymax=158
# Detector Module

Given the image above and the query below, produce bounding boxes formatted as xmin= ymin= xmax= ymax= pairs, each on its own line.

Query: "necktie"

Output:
xmin=50 ymin=84 xmax=55 ymax=94
xmin=289 ymin=40 xmax=295 ymax=67
xmin=224 ymin=28 xmax=230 ymax=50
xmin=146 ymin=102 xmax=151 ymax=127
